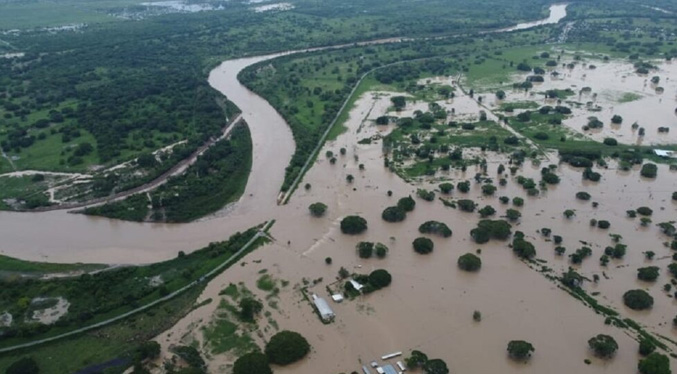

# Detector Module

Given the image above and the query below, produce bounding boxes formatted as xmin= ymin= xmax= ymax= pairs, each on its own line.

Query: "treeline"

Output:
xmin=85 ymin=123 xmax=252 ymax=222
xmin=0 ymin=227 xmax=258 ymax=343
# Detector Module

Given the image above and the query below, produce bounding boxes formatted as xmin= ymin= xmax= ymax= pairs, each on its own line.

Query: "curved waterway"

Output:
xmin=0 ymin=4 xmax=568 ymax=264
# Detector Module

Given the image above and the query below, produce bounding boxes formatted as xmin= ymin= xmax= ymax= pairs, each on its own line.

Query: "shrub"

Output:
xmin=637 ymin=266 xmax=660 ymax=282
xmin=638 ymin=353 xmax=670 ymax=374
xmin=457 ymin=199 xmax=477 ymax=212
xmin=588 ymin=334 xmax=618 ymax=358
xmin=239 ymin=297 xmax=263 ymax=322
xmin=640 ymin=163 xmax=658 ymax=178
xmin=505 ymin=209 xmax=521 ymax=221
xmin=457 ymin=181 xmax=470 ymax=193
xmin=512 ymin=197 xmax=524 ymax=206
xmin=340 ymin=216 xmax=367 ymax=234
xmin=576 ymin=191 xmax=591 ymax=200
xmin=458 ymin=253 xmax=482 ymax=271
xmin=439 ymin=183 xmax=454 ymax=194
xmin=611 ymin=115 xmax=623 ymax=124
xmin=368 ymin=269 xmax=392 ymax=288
xmin=597 ymin=220 xmax=610 ymax=229
xmin=308 ymin=202 xmax=328 ymax=217
xmin=623 ymin=289 xmax=654 ymax=310
xmin=375 ymin=243 xmax=388 ymax=258
xmin=413 ymin=237 xmax=434 ymax=254
xmin=397 ymin=196 xmax=416 ymax=211
xmin=471 ymin=220 xmax=512 ymax=244
xmin=481 ymin=184 xmax=497 ymax=195
xmin=382 ymin=206 xmax=406 ymax=222
xmin=357 ymin=242 xmax=374 ymax=258
xmin=512 ymin=238 xmax=536 ymax=259
xmin=418 ymin=221 xmax=452 ymax=237
xmin=478 ymin=205 xmax=496 ymax=218
xmin=417 ymin=189 xmax=435 ymax=201
xmin=639 ymin=339 xmax=656 ymax=356
xmin=265 ymin=331 xmax=311 ymax=365
xmin=507 ymin=340 xmax=534 ymax=360
xmin=636 ymin=207 xmax=653 ymax=216
xmin=603 ymin=137 xmax=618 ymax=146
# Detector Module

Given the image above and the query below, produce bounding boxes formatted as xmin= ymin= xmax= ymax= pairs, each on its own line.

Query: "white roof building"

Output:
xmin=312 ymin=294 xmax=335 ymax=322
xmin=654 ymin=149 xmax=675 ymax=158
xmin=331 ymin=294 xmax=344 ymax=303
xmin=349 ymin=279 xmax=364 ymax=291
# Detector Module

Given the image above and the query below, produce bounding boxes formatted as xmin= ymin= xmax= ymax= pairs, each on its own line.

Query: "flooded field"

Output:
xmin=153 ymin=86 xmax=677 ymax=373
xmin=483 ymin=55 xmax=677 ymax=146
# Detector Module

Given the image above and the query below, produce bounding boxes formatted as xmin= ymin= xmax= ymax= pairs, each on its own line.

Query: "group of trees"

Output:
xmin=234 ymin=331 xmax=310 ymax=374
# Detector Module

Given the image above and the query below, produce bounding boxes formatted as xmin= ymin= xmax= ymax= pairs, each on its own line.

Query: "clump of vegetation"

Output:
xmin=623 ymin=289 xmax=654 ymax=310
xmin=639 ymin=339 xmax=656 ymax=356
xmin=588 ymin=334 xmax=618 ymax=359
xmin=6 ymin=357 xmax=39 ymax=374
xmin=458 ymin=253 xmax=482 ymax=271
xmin=507 ymin=340 xmax=534 ymax=361
xmin=439 ymin=183 xmax=454 ymax=194
xmin=640 ymin=163 xmax=657 ymax=178
xmin=637 ymin=267 xmax=659 ymax=282
xmin=471 ymin=220 xmax=512 ymax=244
xmin=478 ymin=205 xmax=496 ymax=218
xmin=419 ymin=221 xmax=452 ymax=237
xmin=397 ymin=196 xmax=416 ymax=211
xmin=413 ymin=237 xmax=434 ymax=254
xmin=512 ymin=238 xmax=536 ymax=259
xmin=576 ymin=191 xmax=591 ymax=200
xmin=512 ymin=197 xmax=524 ymax=207
xmin=636 ymin=207 xmax=653 ymax=216
xmin=417 ymin=189 xmax=435 ymax=201
xmin=638 ymin=353 xmax=670 ymax=374
xmin=340 ymin=215 xmax=367 ymax=234
xmin=234 ymin=352 xmax=273 ymax=374
xmin=265 ymin=330 xmax=310 ymax=365
xmin=382 ymin=206 xmax=406 ymax=222
xmin=239 ymin=297 xmax=263 ymax=322
xmin=308 ymin=202 xmax=328 ymax=217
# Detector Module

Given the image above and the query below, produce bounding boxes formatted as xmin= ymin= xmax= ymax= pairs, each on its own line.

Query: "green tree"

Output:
xmin=340 ymin=215 xmax=367 ymax=234
xmin=397 ymin=196 xmax=416 ymax=211
xmin=637 ymin=267 xmax=660 ymax=282
xmin=512 ymin=238 xmax=536 ymax=259
xmin=357 ymin=241 xmax=374 ymax=258
xmin=638 ymin=353 xmax=671 ymax=374
xmin=405 ymin=350 xmax=428 ymax=369
xmin=233 ymin=352 xmax=272 ymax=374
xmin=265 ymin=331 xmax=311 ymax=365
xmin=507 ymin=340 xmax=534 ymax=360
xmin=368 ymin=269 xmax=392 ymax=288
xmin=413 ymin=237 xmax=434 ymax=254
xmin=470 ymin=220 xmax=512 ymax=244
xmin=423 ymin=359 xmax=449 ymax=374
xmin=382 ymin=206 xmax=406 ymax=222
xmin=418 ymin=221 xmax=452 ymax=237
xmin=239 ymin=297 xmax=263 ymax=322
xmin=640 ymin=163 xmax=657 ymax=178
xmin=639 ymin=339 xmax=656 ymax=356
xmin=458 ymin=253 xmax=482 ymax=271
xmin=308 ymin=202 xmax=328 ymax=217
xmin=588 ymin=334 xmax=618 ymax=358
xmin=623 ymin=289 xmax=654 ymax=310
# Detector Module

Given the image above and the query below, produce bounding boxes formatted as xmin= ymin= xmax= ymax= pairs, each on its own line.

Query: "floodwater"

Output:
xmin=498 ymin=3 xmax=569 ymax=32
xmin=485 ymin=56 xmax=677 ymax=145
xmin=154 ymin=87 xmax=677 ymax=373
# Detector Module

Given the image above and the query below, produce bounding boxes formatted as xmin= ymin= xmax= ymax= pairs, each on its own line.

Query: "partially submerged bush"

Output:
xmin=413 ymin=237 xmax=434 ymax=254
xmin=458 ymin=253 xmax=482 ymax=271
xmin=340 ymin=215 xmax=367 ymax=234
xmin=623 ymin=289 xmax=654 ymax=310
xmin=419 ymin=221 xmax=452 ymax=237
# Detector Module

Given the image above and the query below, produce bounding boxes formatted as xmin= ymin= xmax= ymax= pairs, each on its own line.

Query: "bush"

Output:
xmin=457 ymin=181 xmax=470 ymax=193
xmin=340 ymin=216 xmax=367 ymax=234
xmin=6 ymin=357 xmax=39 ymax=374
xmin=597 ymin=220 xmax=610 ymax=229
xmin=639 ymin=339 xmax=656 ymax=356
xmin=413 ymin=237 xmax=434 ymax=254
xmin=588 ymin=334 xmax=618 ymax=358
xmin=458 ymin=253 xmax=482 ymax=271
xmin=507 ymin=340 xmax=534 ymax=360
xmin=640 ymin=163 xmax=658 ymax=178
xmin=375 ymin=243 xmax=388 ymax=258
xmin=478 ymin=205 xmax=496 ymax=218
xmin=418 ymin=221 xmax=452 ymax=237
xmin=638 ymin=353 xmax=670 ymax=374
xmin=505 ymin=209 xmax=521 ymax=221
xmin=481 ymin=184 xmax=497 ymax=196
xmin=603 ymin=138 xmax=618 ymax=146
xmin=234 ymin=352 xmax=272 ymax=374
xmin=368 ymin=269 xmax=392 ymax=288
xmin=637 ymin=266 xmax=660 ymax=282
xmin=357 ymin=242 xmax=374 ymax=258
xmin=457 ymin=199 xmax=476 ymax=212
xmin=239 ymin=297 xmax=263 ymax=322
xmin=512 ymin=238 xmax=536 ymax=259
xmin=417 ymin=189 xmax=435 ymax=201
xmin=308 ymin=202 xmax=327 ymax=217
xmin=623 ymin=289 xmax=654 ymax=310
xmin=636 ymin=207 xmax=653 ymax=216
xmin=382 ymin=206 xmax=406 ymax=222
xmin=576 ymin=191 xmax=591 ymax=200
xmin=471 ymin=220 xmax=512 ymax=244
xmin=439 ymin=183 xmax=454 ymax=194
xmin=512 ymin=197 xmax=524 ymax=207
xmin=611 ymin=115 xmax=623 ymax=124
xmin=265 ymin=331 xmax=311 ymax=365
xmin=397 ymin=196 xmax=416 ymax=211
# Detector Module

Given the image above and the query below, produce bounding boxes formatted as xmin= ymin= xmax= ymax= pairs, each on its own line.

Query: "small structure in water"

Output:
xmin=331 ymin=294 xmax=344 ymax=303
xmin=312 ymin=294 xmax=335 ymax=322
